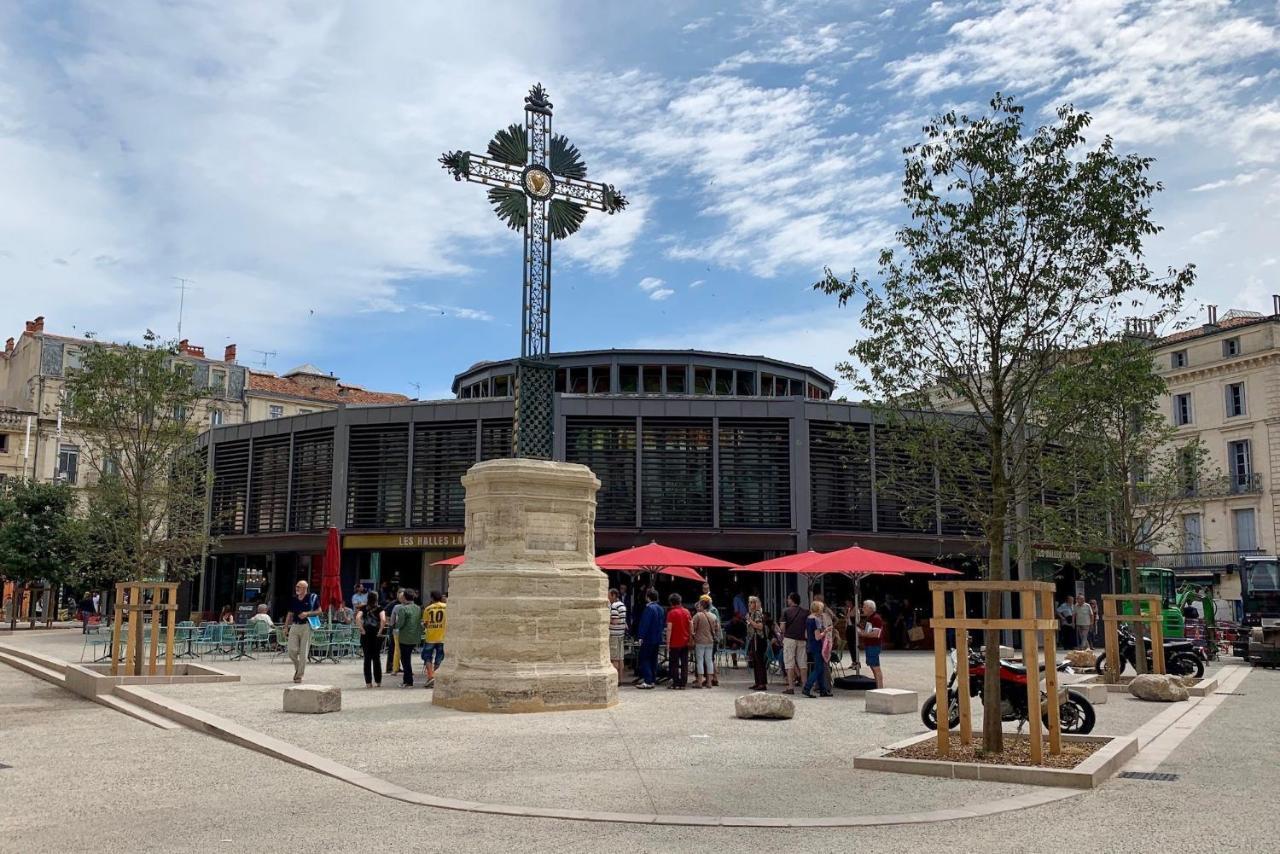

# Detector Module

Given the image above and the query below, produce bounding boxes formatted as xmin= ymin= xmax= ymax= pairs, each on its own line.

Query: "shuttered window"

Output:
xmin=565 ymin=417 xmax=636 ymax=527
xmin=719 ymin=419 xmax=790 ymax=528
xmin=346 ymin=425 xmax=409 ymax=528
xmin=210 ymin=439 xmax=250 ymax=535
xmin=290 ymin=429 xmax=333 ymax=532
xmin=641 ymin=419 xmax=712 ymax=527
xmin=480 ymin=419 xmax=512 ymax=461
xmin=410 ymin=422 xmax=475 ymax=528
xmin=809 ymin=422 xmax=872 ymax=531
xmin=247 ymin=434 xmax=290 ymax=534
xmin=875 ymin=426 xmax=937 ymax=534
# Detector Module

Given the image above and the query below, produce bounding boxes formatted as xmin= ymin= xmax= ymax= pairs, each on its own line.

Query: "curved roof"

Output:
xmin=453 ymin=348 xmax=835 ymax=394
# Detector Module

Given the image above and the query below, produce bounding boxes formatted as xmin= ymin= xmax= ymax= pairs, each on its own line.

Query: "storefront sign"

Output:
xmin=343 ymin=533 xmax=465 ymax=549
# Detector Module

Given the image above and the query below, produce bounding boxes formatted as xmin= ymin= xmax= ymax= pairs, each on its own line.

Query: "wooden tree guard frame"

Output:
xmin=110 ymin=581 xmax=179 ymax=676
xmin=1100 ymin=594 xmax=1164 ymax=683
xmin=928 ymin=580 xmax=1061 ymax=764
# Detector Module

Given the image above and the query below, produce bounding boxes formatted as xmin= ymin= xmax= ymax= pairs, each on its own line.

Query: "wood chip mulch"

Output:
xmin=889 ymin=735 xmax=1102 ymax=769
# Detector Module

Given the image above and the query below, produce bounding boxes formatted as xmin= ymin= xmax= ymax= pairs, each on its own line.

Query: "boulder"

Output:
xmin=1128 ymin=674 xmax=1189 ymax=703
xmin=1065 ymin=650 xmax=1097 ymax=670
xmin=283 ymin=684 xmax=342 ymax=714
xmin=735 ymin=691 xmax=794 ymax=720
xmin=865 ymin=688 xmax=918 ymax=715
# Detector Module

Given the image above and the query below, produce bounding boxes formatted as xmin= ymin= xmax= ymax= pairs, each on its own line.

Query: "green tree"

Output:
xmin=816 ymin=95 xmax=1194 ymax=752
xmin=0 ymin=479 xmax=84 ymax=629
xmin=1038 ymin=336 xmax=1213 ymax=672
xmin=64 ymin=332 xmax=213 ymax=586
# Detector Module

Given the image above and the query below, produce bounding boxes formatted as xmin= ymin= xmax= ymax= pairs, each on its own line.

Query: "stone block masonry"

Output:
xmin=432 ymin=458 xmax=618 ymax=713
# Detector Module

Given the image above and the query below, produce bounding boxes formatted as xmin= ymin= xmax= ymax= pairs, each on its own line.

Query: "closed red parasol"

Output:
xmin=318 ymin=527 xmax=344 ymax=613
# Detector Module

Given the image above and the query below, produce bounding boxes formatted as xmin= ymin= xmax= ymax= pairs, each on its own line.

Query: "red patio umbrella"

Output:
xmin=318 ymin=527 xmax=344 ymax=615
xmin=433 ymin=553 xmax=705 ymax=581
xmin=595 ymin=542 xmax=739 ymax=571
xmin=804 ymin=545 xmax=961 ymax=675
xmin=431 ymin=555 xmax=466 ymax=567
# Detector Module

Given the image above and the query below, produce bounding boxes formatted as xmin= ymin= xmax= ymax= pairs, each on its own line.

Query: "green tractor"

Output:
xmin=1116 ymin=566 xmax=1185 ymax=638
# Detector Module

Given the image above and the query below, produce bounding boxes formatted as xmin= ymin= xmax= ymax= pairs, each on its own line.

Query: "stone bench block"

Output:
xmin=865 ymin=688 xmax=918 ymax=715
xmin=735 ymin=691 xmax=794 ymax=720
xmin=1070 ymin=682 xmax=1108 ymax=705
xmin=284 ymin=684 xmax=341 ymax=714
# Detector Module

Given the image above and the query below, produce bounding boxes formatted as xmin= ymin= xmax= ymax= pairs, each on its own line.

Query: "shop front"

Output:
xmin=341 ymin=532 xmax=464 ymax=604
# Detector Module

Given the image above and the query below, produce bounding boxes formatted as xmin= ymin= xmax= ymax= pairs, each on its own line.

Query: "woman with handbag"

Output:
xmin=746 ymin=596 xmax=768 ymax=690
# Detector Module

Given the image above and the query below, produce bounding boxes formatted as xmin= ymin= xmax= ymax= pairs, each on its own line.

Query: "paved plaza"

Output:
xmin=2 ymin=627 xmax=1278 ymax=852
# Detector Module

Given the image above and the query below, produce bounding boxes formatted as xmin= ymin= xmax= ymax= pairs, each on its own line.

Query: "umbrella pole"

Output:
xmin=851 ymin=575 xmax=862 ymax=676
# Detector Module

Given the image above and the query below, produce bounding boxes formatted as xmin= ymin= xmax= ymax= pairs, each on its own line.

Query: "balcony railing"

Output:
xmin=1151 ymin=549 xmax=1264 ymax=573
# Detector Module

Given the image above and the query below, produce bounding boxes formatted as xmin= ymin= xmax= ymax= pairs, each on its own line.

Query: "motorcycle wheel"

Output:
xmin=1093 ymin=653 xmax=1127 ymax=676
xmin=1168 ymin=652 xmax=1204 ymax=679
xmin=921 ymin=690 xmax=960 ymax=731
xmin=1047 ymin=691 xmax=1096 ymax=734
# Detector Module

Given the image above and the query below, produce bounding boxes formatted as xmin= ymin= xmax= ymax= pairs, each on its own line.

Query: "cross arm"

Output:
xmin=439 ymin=150 xmax=525 ymax=193
xmin=551 ymin=175 xmax=628 ymax=214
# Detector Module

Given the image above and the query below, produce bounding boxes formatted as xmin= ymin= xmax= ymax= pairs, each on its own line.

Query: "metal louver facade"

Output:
xmin=641 ymin=419 xmax=713 ymax=528
xmin=247 ymin=434 xmax=290 ymax=534
xmin=809 ymin=421 xmax=872 ymax=531
xmin=718 ymin=419 xmax=790 ymax=529
xmin=411 ymin=421 xmax=475 ymax=528
xmin=346 ymin=424 xmax=409 ymax=529
xmin=565 ymin=417 xmax=636 ymax=527
xmin=289 ymin=429 xmax=333 ymax=531
xmin=480 ymin=419 xmax=513 ymax=461
xmin=210 ymin=439 xmax=250 ymax=535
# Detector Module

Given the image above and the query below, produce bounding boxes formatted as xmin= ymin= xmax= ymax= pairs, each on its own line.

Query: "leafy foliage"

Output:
xmin=0 ymin=479 xmax=85 ymax=627
xmin=439 ymin=150 xmax=470 ymax=180
xmin=64 ymin=331 xmax=215 ymax=583
xmin=815 ymin=94 xmax=1194 ymax=751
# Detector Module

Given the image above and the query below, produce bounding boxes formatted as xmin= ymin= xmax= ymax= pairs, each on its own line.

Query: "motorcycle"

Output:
xmin=1093 ymin=625 xmax=1204 ymax=679
xmin=922 ymin=649 xmax=1096 ymax=734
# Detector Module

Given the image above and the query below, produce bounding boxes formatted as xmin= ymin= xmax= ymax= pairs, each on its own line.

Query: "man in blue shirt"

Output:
xmin=635 ymin=589 xmax=665 ymax=689
xmin=284 ymin=580 xmax=320 ymax=683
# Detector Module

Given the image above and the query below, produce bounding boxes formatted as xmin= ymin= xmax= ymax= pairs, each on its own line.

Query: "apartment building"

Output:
xmin=0 ymin=316 xmax=406 ymax=489
xmin=1149 ymin=302 xmax=1280 ymax=602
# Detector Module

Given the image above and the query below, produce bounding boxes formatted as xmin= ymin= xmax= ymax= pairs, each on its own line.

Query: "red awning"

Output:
xmin=595 ymin=542 xmax=739 ymax=571
xmin=431 ymin=555 xmax=466 ymax=567
xmin=804 ymin=545 xmax=963 ymax=577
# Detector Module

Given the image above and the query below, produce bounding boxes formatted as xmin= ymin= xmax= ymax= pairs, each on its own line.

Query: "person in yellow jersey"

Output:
xmin=421 ymin=589 xmax=447 ymax=689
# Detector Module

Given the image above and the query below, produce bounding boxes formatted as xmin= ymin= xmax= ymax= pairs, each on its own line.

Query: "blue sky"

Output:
xmin=2 ymin=1 xmax=1277 ymax=399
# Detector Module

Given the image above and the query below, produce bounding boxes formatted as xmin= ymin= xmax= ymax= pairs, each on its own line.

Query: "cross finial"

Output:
xmin=525 ymin=83 xmax=552 ymax=115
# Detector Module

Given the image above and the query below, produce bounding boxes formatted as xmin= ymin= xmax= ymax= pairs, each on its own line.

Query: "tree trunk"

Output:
xmin=983 ymin=462 xmax=1008 ymax=754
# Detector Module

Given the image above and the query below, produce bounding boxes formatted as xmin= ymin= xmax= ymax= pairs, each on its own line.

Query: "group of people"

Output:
xmin=278 ymin=581 xmax=448 ymax=690
xmin=612 ymin=582 xmax=888 ymax=697
xmin=1056 ymin=595 xmax=1098 ymax=650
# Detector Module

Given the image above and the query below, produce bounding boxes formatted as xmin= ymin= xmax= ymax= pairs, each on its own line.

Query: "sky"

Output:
xmin=1 ymin=1 xmax=1277 ymax=400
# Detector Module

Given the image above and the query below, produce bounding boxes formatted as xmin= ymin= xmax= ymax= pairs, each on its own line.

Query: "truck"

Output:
xmin=1117 ymin=566 xmax=1185 ymax=638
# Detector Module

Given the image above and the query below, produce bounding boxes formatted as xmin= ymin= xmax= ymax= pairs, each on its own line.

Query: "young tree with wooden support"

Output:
xmin=110 ymin=581 xmax=179 ymax=676
xmin=1099 ymin=593 xmax=1165 ymax=684
xmin=929 ymin=580 xmax=1061 ymax=764
xmin=816 ymin=95 xmax=1193 ymax=753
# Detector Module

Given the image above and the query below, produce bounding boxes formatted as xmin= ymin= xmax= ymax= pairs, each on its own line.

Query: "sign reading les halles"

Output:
xmin=342 ymin=533 xmax=465 ymax=550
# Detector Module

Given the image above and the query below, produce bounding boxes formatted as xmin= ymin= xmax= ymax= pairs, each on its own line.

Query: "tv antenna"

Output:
xmin=172 ymin=277 xmax=195 ymax=340
xmin=251 ymin=349 xmax=277 ymax=368
xmin=408 ymin=381 xmax=421 ymax=398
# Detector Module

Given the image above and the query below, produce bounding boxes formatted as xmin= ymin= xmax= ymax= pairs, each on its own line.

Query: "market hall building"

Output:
xmin=195 ymin=349 xmax=986 ymax=618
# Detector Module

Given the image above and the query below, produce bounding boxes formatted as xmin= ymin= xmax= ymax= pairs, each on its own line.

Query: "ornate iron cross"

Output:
xmin=441 ymin=83 xmax=627 ymax=459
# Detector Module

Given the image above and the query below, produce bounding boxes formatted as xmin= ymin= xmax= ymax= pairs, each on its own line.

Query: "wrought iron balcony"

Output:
xmin=1151 ymin=549 xmax=1263 ymax=573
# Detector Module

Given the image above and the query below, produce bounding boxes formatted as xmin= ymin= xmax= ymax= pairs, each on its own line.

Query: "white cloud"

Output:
xmin=414 ymin=304 xmax=495 ymax=321
xmin=689 ymin=279 xmax=705 ymax=288
xmin=716 ymin=22 xmax=855 ymax=71
xmin=636 ymin=276 xmax=674 ymax=300
xmin=1189 ymin=225 xmax=1225 ymax=245
xmin=1191 ymin=172 xmax=1268 ymax=192
xmin=683 ymin=17 xmax=712 ymax=33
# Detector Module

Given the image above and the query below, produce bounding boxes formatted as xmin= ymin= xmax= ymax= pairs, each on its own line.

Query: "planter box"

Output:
xmin=853 ymin=731 xmax=1137 ymax=789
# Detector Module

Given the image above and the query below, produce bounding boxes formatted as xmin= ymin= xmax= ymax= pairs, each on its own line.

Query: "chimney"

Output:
xmin=24 ymin=316 xmax=44 ymax=334
xmin=177 ymin=339 xmax=205 ymax=358
xmin=224 ymin=343 xmax=237 ymax=363
xmin=1272 ymin=295 xmax=1279 ymax=316
xmin=4 ymin=337 xmax=13 ymax=355
xmin=1207 ymin=305 xmax=1218 ymax=326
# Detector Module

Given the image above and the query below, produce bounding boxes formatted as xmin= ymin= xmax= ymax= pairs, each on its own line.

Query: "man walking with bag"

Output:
xmin=284 ymin=580 xmax=321 ymax=684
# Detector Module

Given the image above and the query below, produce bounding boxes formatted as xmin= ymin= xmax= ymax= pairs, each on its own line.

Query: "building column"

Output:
xmin=789 ymin=401 xmax=810 ymax=551
xmin=330 ymin=407 xmax=349 ymax=529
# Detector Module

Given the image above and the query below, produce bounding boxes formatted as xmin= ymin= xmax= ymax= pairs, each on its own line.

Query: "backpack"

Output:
xmin=362 ymin=606 xmax=381 ymax=634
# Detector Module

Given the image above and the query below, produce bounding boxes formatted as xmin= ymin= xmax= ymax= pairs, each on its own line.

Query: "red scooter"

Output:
xmin=922 ymin=649 xmax=1096 ymax=734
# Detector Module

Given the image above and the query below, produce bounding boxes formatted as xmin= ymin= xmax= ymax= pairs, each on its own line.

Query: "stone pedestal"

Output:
xmin=432 ymin=459 xmax=618 ymax=713
xmin=283 ymin=685 xmax=341 ymax=714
